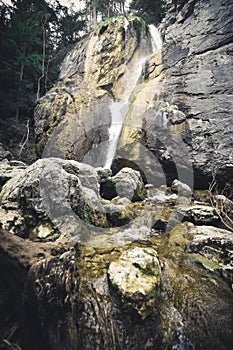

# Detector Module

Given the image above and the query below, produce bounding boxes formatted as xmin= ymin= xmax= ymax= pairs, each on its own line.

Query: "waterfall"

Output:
xmin=148 ymin=24 xmax=162 ymax=52
xmin=104 ymin=55 xmax=146 ymax=169
xmin=104 ymin=24 xmax=162 ymax=169
xmin=104 ymin=101 xmax=128 ymax=169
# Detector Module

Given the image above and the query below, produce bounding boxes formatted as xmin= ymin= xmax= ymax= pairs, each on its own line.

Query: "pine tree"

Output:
xmin=129 ymin=0 xmax=164 ymax=24
xmin=0 ymin=0 xmax=86 ymax=123
xmin=84 ymin=0 xmax=127 ymax=29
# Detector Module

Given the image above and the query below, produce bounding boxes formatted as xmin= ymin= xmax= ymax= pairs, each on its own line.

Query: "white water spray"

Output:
xmin=104 ymin=56 xmax=145 ymax=169
xmin=104 ymin=23 xmax=163 ymax=169
xmin=148 ymin=24 xmax=162 ymax=52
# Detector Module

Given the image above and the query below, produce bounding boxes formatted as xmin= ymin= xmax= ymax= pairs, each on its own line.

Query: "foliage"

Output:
xmin=84 ymin=0 xmax=127 ymax=29
xmin=0 ymin=0 xmax=86 ymax=153
xmin=129 ymin=0 xmax=165 ymax=24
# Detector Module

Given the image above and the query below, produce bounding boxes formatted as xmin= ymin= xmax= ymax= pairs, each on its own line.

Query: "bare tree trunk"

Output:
xmin=36 ymin=22 xmax=46 ymax=101
xmin=45 ymin=55 xmax=51 ymax=92
xmin=92 ymin=0 xmax=97 ymax=28
xmin=15 ymin=45 xmax=26 ymax=120
xmin=19 ymin=118 xmax=30 ymax=159
xmin=208 ymin=168 xmax=233 ymax=232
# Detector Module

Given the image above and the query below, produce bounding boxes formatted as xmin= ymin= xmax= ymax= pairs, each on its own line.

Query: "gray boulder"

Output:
xmin=171 ymin=179 xmax=192 ymax=196
xmin=0 ymin=158 xmax=107 ymax=240
xmin=100 ymin=167 xmax=144 ymax=201
xmin=179 ymin=204 xmax=219 ymax=224
xmin=113 ymin=167 xmax=144 ymax=201
xmin=0 ymin=159 xmax=26 ymax=188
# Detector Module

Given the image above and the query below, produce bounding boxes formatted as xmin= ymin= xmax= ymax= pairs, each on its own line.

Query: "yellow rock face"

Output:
xmin=35 ymin=17 xmax=150 ymax=161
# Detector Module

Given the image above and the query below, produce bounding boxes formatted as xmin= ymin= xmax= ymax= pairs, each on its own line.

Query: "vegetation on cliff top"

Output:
xmin=0 ymin=0 xmax=164 ymax=158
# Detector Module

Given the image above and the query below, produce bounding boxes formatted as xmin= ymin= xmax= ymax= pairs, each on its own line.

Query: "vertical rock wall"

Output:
xmin=34 ymin=17 xmax=151 ymax=168
xmin=117 ymin=0 xmax=233 ymax=188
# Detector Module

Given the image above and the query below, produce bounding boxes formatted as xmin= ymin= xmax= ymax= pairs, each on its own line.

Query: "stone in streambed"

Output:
xmin=101 ymin=167 xmax=144 ymax=201
xmin=171 ymin=179 xmax=192 ymax=196
xmin=179 ymin=204 xmax=219 ymax=224
xmin=108 ymin=246 xmax=161 ymax=319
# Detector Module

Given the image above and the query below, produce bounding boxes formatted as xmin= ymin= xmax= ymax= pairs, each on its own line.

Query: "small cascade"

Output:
xmin=172 ymin=326 xmax=195 ymax=350
xmin=104 ymin=23 xmax=163 ymax=169
xmin=104 ymin=101 xmax=128 ymax=169
xmin=148 ymin=24 xmax=163 ymax=52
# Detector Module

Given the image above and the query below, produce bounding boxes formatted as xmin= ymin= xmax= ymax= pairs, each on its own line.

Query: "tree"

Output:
xmin=0 ymin=0 xmax=55 ymax=120
xmin=0 ymin=0 xmax=87 ymax=122
xmin=129 ymin=0 xmax=164 ymax=24
xmin=0 ymin=0 xmax=87 ymax=158
xmin=84 ymin=0 xmax=127 ymax=29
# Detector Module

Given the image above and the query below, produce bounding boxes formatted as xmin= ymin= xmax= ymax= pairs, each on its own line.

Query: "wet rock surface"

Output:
xmin=118 ymin=0 xmax=233 ymax=187
xmin=108 ymin=247 xmax=161 ymax=319
xmin=1 ymin=215 xmax=233 ymax=350
xmin=34 ymin=17 xmax=150 ymax=164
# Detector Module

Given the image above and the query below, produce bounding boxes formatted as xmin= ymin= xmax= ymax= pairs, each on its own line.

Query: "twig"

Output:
xmin=208 ymin=167 xmax=233 ymax=232
xmin=3 ymin=339 xmax=22 ymax=350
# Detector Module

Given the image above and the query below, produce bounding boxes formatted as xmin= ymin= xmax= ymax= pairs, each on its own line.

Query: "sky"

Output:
xmin=2 ymin=0 xmax=130 ymax=11
xmin=2 ymin=0 xmax=86 ymax=10
xmin=59 ymin=0 xmax=85 ymax=10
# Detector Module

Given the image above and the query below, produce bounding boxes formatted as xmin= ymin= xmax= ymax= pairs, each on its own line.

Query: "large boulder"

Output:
xmin=0 ymin=158 xmax=107 ymax=240
xmin=169 ymin=222 xmax=233 ymax=286
xmin=101 ymin=167 xmax=144 ymax=201
xmin=178 ymin=204 xmax=219 ymax=224
xmin=189 ymin=225 xmax=233 ymax=263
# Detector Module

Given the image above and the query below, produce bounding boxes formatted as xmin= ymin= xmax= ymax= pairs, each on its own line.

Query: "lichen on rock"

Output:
xmin=108 ymin=246 xmax=161 ymax=319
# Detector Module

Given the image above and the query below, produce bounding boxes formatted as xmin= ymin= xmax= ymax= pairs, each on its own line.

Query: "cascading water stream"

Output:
xmin=148 ymin=24 xmax=163 ymax=51
xmin=104 ymin=24 xmax=163 ymax=169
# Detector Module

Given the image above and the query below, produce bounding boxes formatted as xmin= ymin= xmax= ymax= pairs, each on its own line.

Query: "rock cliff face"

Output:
xmin=34 ymin=1 xmax=233 ymax=188
xmin=34 ymin=17 xmax=151 ymax=167
xmin=161 ymin=0 xmax=233 ymax=185
xmin=118 ymin=0 xmax=233 ymax=188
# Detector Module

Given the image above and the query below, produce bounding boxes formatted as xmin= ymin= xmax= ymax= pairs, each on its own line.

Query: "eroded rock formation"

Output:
xmin=34 ymin=17 xmax=151 ymax=167
xmin=117 ymin=0 xmax=233 ymax=187
xmin=34 ymin=1 xmax=233 ymax=188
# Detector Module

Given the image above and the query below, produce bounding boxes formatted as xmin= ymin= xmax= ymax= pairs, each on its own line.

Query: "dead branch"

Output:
xmin=208 ymin=168 xmax=233 ymax=232
xmin=18 ymin=119 xmax=30 ymax=160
